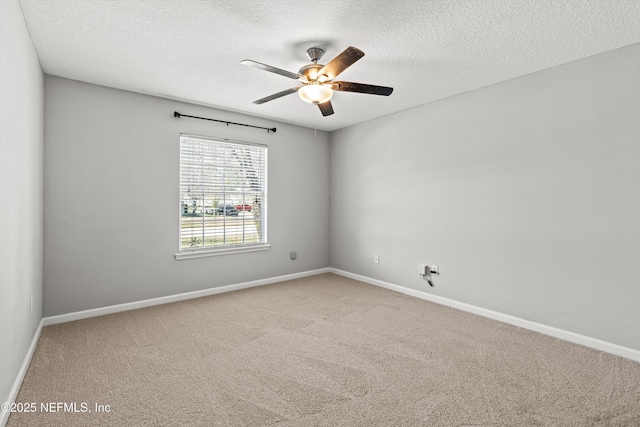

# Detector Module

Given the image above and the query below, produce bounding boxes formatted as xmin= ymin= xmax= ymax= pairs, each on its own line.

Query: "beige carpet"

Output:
xmin=7 ymin=273 xmax=640 ymax=426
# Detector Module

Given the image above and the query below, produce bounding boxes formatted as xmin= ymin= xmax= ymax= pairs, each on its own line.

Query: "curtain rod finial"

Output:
xmin=174 ymin=111 xmax=181 ymax=118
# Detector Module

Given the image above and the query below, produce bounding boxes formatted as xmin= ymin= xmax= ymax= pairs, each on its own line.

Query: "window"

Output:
xmin=176 ymin=134 xmax=268 ymax=259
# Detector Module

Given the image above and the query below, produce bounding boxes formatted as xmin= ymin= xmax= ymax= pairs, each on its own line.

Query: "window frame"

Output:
xmin=175 ymin=133 xmax=270 ymax=260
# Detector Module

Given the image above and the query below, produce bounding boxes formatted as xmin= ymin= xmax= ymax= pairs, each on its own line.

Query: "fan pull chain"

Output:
xmin=314 ymin=106 xmax=318 ymax=136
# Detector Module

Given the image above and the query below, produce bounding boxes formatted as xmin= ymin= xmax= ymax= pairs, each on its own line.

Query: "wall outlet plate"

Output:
xmin=419 ymin=264 xmax=428 ymax=276
xmin=290 ymin=251 xmax=297 ymax=260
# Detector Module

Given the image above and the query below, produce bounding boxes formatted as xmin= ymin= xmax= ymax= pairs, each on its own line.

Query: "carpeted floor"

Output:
xmin=7 ymin=273 xmax=640 ymax=426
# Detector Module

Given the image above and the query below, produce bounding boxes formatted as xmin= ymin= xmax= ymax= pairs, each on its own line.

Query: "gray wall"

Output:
xmin=44 ymin=76 xmax=330 ymax=316
xmin=0 ymin=0 xmax=44 ymax=405
xmin=330 ymin=43 xmax=640 ymax=351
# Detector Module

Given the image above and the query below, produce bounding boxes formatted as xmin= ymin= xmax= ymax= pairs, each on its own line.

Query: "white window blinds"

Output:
xmin=179 ymin=135 xmax=267 ymax=252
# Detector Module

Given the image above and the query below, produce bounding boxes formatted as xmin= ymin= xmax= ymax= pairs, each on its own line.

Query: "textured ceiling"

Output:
xmin=17 ymin=0 xmax=640 ymax=132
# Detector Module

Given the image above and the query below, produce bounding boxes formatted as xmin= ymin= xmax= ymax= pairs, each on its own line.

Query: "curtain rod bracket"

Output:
xmin=174 ymin=111 xmax=276 ymax=133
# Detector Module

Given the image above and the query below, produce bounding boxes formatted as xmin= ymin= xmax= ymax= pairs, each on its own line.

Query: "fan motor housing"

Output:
xmin=299 ymin=63 xmax=324 ymax=82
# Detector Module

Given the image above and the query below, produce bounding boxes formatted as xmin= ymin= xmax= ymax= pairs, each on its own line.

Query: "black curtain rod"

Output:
xmin=173 ymin=111 xmax=276 ymax=133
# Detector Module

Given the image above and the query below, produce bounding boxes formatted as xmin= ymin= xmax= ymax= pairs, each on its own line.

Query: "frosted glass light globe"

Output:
xmin=298 ymin=84 xmax=333 ymax=104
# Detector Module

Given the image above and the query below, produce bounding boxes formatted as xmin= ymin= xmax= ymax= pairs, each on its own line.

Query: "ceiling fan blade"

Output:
xmin=317 ymin=100 xmax=334 ymax=116
xmin=317 ymin=46 xmax=364 ymax=80
xmin=332 ymin=81 xmax=393 ymax=96
xmin=253 ymin=87 xmax=299 ymax=104
xmin=241 ymin=60 xmax=305 ymax=81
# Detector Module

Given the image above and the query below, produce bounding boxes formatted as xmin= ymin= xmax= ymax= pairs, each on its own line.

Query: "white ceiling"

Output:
xmin=17 ymin=0 xmax=640 ymax=132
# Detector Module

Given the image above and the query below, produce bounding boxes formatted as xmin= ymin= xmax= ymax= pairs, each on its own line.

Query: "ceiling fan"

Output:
xmin=241 ymin=46 xmax=393 ymax=116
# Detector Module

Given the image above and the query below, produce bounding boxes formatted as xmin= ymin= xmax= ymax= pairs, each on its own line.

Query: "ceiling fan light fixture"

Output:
xmin=243 ymin=46 xmax=392 ymax=117
xmin=298 ymin=83 xmax=333 ymax=104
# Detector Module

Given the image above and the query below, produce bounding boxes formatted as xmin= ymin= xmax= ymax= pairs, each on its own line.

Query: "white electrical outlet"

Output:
xmin=374 ymin=255 xmax=379 ymax=264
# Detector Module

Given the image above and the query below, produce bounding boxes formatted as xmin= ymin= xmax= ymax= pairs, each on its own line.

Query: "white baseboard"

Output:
xmin=329 ymin=268 xmax=640 ymax=363
xmin=1 ymin=318 xmax=44 ymax=427
xmin=43 ymin=268 xmax=331 ymax=326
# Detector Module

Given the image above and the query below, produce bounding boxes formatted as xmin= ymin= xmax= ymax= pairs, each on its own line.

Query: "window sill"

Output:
xmin=175 ymin=243 xmax=271 ymax=260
